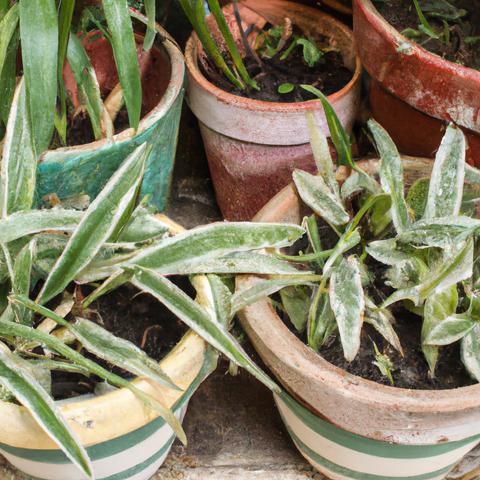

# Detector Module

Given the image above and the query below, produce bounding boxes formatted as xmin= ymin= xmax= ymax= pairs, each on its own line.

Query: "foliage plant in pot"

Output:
xmin=232 ymin=96 xmax=480 ymax=479
xmin=0 ymin=137 xmax=306 ymax=480
xmin=183 ymin=0 xmax=361 ymax=221
xmin=353 ymin=0 xmax=480 ymax=166
xmin=0 ymin=0 xmax=183 ymax=212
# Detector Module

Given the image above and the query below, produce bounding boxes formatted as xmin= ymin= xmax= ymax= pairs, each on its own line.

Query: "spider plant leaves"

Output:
xmin=143 ymin=0 xmax=156 ymax=51
xmin=0 ymin=308 xmax=187 ymax=444
xmin=461 ymin=323 xmax=480 ymax=382
xmin=423 ymin=124 xmax=465 ymax=220
xmin=20 ymin=0 xmax=58 ymax=155
xmin=83 ymin=269 xmax=135 ymax=309
xmin=37 ymin=143 xmax=148 ymax=305
xmin=280 ymin=285 xmax=311 ymax=333
xmin=341 ymin=170 xmax=382 ymax=202
xmin=230 ymin=275 xmax=320 ymax=317
xmin=102 ymin=0 xmax=142 ymax=131
xmin=330 ymin=256 xmax=365 ymax=362
xmin=1 ymin=77 xmax=37 ymax=216
xmin=0 ymin=2 xmax=19 ymax=93
xmin=364 ymin=297 xmax=403 ymax=354
xmin=308 ymin=289 xmax=336 ymax=352
xmin=0 ymin=26 xmax=19 ymax=128
xmin=12 ymin=241 xmax=35 ymax=326
xmin=293 ymin=169 xmax=349 ymax=226
xmin=129 ymin=266 xmax=280 ymax=392
xmin=0 ymin=349 xmax=93 ymax=479
xmin=66 ymin=33 xmax=104 ymax=141
xmin=118 ymin=208 xmax=169 ymax=243
xmin=368 ymin=120 xmax=412 ymax=234
xmin=305 ymin=110 xmax=339 ymax=197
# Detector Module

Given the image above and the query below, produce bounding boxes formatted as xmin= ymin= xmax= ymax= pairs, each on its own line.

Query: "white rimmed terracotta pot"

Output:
xmin=0 ymin=217 xmax=215 ymax=480
xmin=185 ymin=0 xmax=361 ymax=221
xmin=236 ymin=158 xmax=480 ymax=480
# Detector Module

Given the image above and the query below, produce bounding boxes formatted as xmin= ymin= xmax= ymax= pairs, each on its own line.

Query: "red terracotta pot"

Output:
xmin=353 ymin=0 xmax=480 ymax=166
xmin=185 ymin=0 xmax=361 ymax=221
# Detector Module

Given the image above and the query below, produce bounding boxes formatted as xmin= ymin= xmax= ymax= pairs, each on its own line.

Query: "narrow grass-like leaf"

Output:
xmin=0 ymin=349 xmax=93 ymax=479
xmin=0 ymin=313 xmax=186 ymax=444
xmin=118 ymin=206 xmax=169 ymax=243
xmin=305 ymin=110 xmax=339 ymax=197
xmin=143 ymin=0 xmax=156 ymax=51
xmin=130 ymin=266 xmax=280 ymax=392
xmin=293 ymin=169 xmax=349 ymax=226
xmin=423 ymin=124 xmax=465 ymax=220
xmin=280 ymin=285 xmax=311 ymax=333
xmin=308 ymin=289 xmax=336 ymax=352
xmin=83 ymin=270 xmax=134 ymax=309
xmin=191 ymin=275 xmax=231 ymax=328
xmin=1 ymin=77 xmax=37 ymax=216
xmin=20 ymin=0 xmax=58 ymax=154
xmin=230 ymin=276 xmax=320 ymax=317
xmin=103 ymin=0 xmax=141 ymax=130
xmin=0 ymin=27 xmax=19 ymax=127
xmin=12 ymin=242 xmax=35 ymax=325
xmin=37 ymin=143 xmax=147 ymax=304
xmin=0 ymin=2 xmax=19 ymax=89
xmin=461 ymin=323 xmax=480 ymax=382
xmin=330 ymin=256 xmax=365 ymax=362
xmin=368 ymin=120 xmax=412 ymax=233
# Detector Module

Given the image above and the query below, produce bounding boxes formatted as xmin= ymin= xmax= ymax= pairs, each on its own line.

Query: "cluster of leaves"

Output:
xmin=0 ymin=75 xmax=307 ymax=477
xmin=233 ymin=90 xmax=480 ymax=386
xmin=0 ymin=0 xmax=158 ymax=153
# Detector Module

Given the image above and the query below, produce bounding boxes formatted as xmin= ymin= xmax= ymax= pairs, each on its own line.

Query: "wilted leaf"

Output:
xmin=280 ymin=285 xmax=311 ymax=333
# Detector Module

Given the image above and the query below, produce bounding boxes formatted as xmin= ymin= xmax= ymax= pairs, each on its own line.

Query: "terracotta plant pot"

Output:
xmin=185 ymin=0 xmax=361 ymax=221
xmin=236 ymin=158 xmax=480 ymax=480
xmin=0 ymin=217 xmax=215 ymax=480
xmin=33 ymin=18 xmax=185 ymax=213
xmin=353 ymin=0 xmax=480 ymax=166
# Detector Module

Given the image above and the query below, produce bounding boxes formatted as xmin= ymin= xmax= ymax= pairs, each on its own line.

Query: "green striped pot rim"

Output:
xmin=0 ymin=347 xmax=216 ymax=480
xmin=274 ymin=390 xmax=480 ymax=480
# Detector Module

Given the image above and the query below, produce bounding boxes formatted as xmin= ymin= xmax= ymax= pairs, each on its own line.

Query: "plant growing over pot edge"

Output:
xmin=0 ymin=128 xmax=306 ymax=478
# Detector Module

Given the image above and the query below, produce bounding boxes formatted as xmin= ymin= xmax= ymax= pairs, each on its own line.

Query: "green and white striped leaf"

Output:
xmin=118 ymin=207 xmax=169 ymax=243
xmin=461 ymin=323 xmax=480 ymax=382
xmin=423 ymin=124 xmax=465 ymax=220
xmin=103 ymin=0 xmax=142 ymax=131
xmin=340 ymin=170 xmax=382 ymax=201
xmin=305 ymin=110 xmax=339 ymax=197
xmin=20 ymin=0 xmax=58 ymax=154
xmin=83 ymin=270 xmax=134 ymax=309
xmin=130 ymin=266 xmax=280 ymax=392
xmin=37 ymin=143 xmax=148 ymax=304
xmin=293 ymin=169 xmax=349 ymax=226
xmin=1 ymin=77 xmax=37 ymax=216
xmin=12 ymin=241 xmax=35 ymax=325
xmin=0 ymin=26 xmax=19 ymax=128
xmin=330 ymin=256 xmax=365 ymax=362
xmin=368 ymin=120 xmax=412 ymax=233
xmin=424 ymin=314 xmax=475 ymax=346
xmin=308 ymin=289 xmax=336 ymax=352
xmin=0 ymin=349 xmax=93 ymax=479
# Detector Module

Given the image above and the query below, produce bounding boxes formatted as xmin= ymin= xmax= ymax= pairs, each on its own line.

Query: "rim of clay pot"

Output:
xmin=0 ymin=216 xmax=209 ymax=450
xmin=322 ymin=0 xmax=353 ymax=15
xmin=353 ymin=0 xmax=480 ymax=135
xmin=36 ymin=19 xmax=185 ymax=160
xmin=240 ymin=168 xmax=480 ymax=428
xmin=185 ymin=0 xmax=362 ymax=145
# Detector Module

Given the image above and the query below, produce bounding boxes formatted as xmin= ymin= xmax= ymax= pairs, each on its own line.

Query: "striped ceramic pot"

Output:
xmin=0 ymin=330 xmax=215 ymax=480
xmin=237 ymin=175 xmax=480 ymax=480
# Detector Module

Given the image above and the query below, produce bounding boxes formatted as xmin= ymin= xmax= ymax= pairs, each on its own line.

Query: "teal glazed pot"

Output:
xmin=35 ymin=22 xmax=185 ymax=213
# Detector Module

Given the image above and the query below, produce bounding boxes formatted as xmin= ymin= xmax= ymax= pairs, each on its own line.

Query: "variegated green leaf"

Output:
xmin=118 ymin=207 xmax=169 ymax=243
xmin=293 ymin=169 xmax=349 ymax=226
xmin=129 ymin=266 xmax=280 ymax=392
xmin=37 ymin=143 xmax=148 ymax=304
xmin=423 ymin=124 xmax=465 ymax=220
xmin=1 ymin=77 xmax=37 ymax=216
xmin=366 ymin=238 xmax=409 ymax=265
xmin=0 ymin=3 xmax=19 ymax=114
xmin=143 ymin=0 xmax=156 ymax=51
xmin=368 ymin=120 xmax=412 ymax=233
xmin=385 ymin=256 xmax=429 ymax=290
xmin=0 ymin=349 xmax=93 ymax=478
xmin=83 ymin=270 xmax=134 ymax=309
xmin=0 ymin=26 xmax=19 ymax=127
xmin=280 ymin=285 xmax=312 ymax=333
xmin=461 ymin=323 xmax=480 ymax=382
xmin=424 ymin=314 xmax=475 ymax=346
xmin=305 ymin=110 xmax=339 ymax=197
xmin=308 ymin=288 xmax=336 ymax=352
xmin=406 ymin=178 xmax=429 ymax=221
xmin=20 ymin=0 xmax=58 ymax=154
xmin=330 ymin=256 xmax=365 ymax=361
xmin=12 ymin=241 xmax=35 ymax=325
xmin=364 ymin=296 xmax=402 ymax=354
xmin=103 ymin=0 xmax=141 ymax=131
xmin=340 ymin=170 xmax=382 ymax=201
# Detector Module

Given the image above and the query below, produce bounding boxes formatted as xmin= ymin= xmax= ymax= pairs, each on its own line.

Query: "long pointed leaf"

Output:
xmin=37 ymin=143 xmax=147 ymax=304
xmin=130 ymin=266 xmax=280 ymax=392
xmin=461 ymin=323 xmax=480 ymax=382
xmin=20 ymin=0 xmax=58 ymax=154
xmin=12 ymin=241 xmax=35 ymax=325
xmin=0 ymin=26 xmax=19 ymax=127
xmin=1 ymin=77 xmax=37 ymax=216
xmin=0 ymin=3 xmax=19 ymax=90
xmin=423 ymin=124 xmax=465 ymax=220
xmin=143 ymin=0 xmax=156 ymax=51
xmin=308 ymin=288 xmax=336 ymax=352
xmin=103 ymin=0 xmax=141 ymax=131
xmin=0 ymin=350 xmax=93 ymax=479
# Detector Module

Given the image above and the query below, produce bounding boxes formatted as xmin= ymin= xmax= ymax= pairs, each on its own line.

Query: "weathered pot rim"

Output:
xmin=37 ymin=18 xmax=185 ymax=161
xmin=244 ymin=171 xmax=480 ymax=413
xmin=0 ymin=215 xmax=210 ymax=450
xmin=185 ymin=0 xmax=362 ymax=145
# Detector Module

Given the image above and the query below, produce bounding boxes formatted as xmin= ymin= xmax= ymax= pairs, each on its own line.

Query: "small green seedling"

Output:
xmin=372 ymin=340 xmax=395 ymax=385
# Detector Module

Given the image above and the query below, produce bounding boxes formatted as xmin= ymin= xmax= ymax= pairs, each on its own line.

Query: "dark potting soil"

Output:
xmin=50 ymin=281 xmax=189 ymax=400
xmin=372 ymin=0 xmax=480 ymax=70
xmin=202 ymin=27 xmax=353 ymax=103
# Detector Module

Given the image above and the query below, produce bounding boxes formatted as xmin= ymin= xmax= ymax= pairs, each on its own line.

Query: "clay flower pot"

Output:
xmin=353 ymin=0 xmax=480 ymax=166
xmin=185 ymin=0 xmax=361 ymax=221
xmin=34 ymin=18 xmax=185 ymax=213
xmin=0 ymin=217 xmax=215 ymax=480
xmin=236 ymin=159 xmax=480 ymax=480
